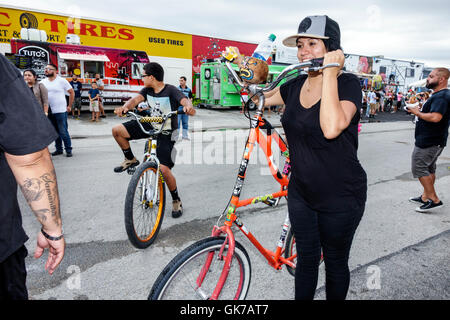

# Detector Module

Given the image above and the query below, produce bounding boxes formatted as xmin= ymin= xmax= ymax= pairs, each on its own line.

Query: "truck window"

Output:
xmin=84 ymin=61 xmax=104 ymax=78
xmin=131 ymin=62 xmax=145 ymax=79
xmin=62 ymin=60 xmax=82 ymax=77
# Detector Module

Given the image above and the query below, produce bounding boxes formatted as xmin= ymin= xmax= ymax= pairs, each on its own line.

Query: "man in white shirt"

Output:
xmin=41 ymin=64 xmax=75 ymax=157
xmin=367 ymin=89 xmax=377 ymax=118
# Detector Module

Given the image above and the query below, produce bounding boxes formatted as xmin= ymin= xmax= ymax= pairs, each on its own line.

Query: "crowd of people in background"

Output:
xmin=361 ymin=86 xmax=432 ymax=119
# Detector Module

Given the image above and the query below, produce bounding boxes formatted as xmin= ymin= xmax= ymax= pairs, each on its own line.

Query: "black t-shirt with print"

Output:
xmin=0 ymin=53 xmax=58 ymax=262
xmin=415 ymin=89 xmax=450 ymax=148
xmin=139 ymin=84 xmax=186 ymax=132
xmin=280 ymin=72 xmax=367 ymax=212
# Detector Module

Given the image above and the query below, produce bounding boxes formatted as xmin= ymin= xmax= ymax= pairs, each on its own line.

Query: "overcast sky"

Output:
xmin=3 ymin=0 xmax=450 ymax=68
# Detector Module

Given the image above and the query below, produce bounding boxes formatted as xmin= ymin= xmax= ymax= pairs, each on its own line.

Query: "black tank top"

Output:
xmin=280 ymin=73 xmax=367 ymax=212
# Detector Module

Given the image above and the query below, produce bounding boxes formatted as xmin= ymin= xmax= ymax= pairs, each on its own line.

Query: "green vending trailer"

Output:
xmin=198 ymin=61 xmax=298 ymax=109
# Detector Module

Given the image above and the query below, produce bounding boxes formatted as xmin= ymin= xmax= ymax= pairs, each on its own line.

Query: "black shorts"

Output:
xmin=122 ymin=120 xmax=176 ymax=169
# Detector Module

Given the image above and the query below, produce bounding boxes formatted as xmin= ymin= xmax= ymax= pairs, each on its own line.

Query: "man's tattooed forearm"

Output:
xmin=20 ymin=170 xmax=60 ymax=226
xmin=34 ymin=208 xmax=49 ymax=223
xmin=19 ymin=178 xmax=44 ymax=203
xmin=40 ymin=171 xmax=60 ymax=223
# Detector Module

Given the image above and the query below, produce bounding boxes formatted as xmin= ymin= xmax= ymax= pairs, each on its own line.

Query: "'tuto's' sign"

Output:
xmin=18 ymin=45 xmax=49 ymax=62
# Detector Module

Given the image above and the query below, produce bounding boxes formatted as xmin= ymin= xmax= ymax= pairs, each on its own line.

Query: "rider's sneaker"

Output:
xmin=416 ymin=200 xmax=443 ymax=213
xmin=113 ymin=157 xmax=139 ymax=173
xmin=409 ymin=195 xmax=427 ymax=205
xmin=172 ymin=199 xmax=183 ymax=218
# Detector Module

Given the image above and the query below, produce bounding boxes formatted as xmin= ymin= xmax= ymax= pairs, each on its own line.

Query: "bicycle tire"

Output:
xmin=124 ymin=161 xmax=165 ymax=249
xmin=285 ymin=229 xmax=324 ymax=277
xmin=149 ymin=236 xmax=251 ymax=300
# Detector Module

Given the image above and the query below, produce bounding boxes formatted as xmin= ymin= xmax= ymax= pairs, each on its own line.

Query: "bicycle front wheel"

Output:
xmin=149 ymin=237 xmax=251 ymax=300
xmin=124 ymin=161 xmax=165 ymax=249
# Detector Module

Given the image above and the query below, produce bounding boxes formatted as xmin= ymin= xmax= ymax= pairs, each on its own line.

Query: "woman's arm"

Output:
xmin=320 ymin=50 xmax=357 ymax=139
xmin=39 ymin=83 xmax=49 ymax=114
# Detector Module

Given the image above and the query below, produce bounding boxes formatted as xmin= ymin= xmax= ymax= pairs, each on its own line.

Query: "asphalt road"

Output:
xmin=17 ymin=108 xmax=449 ymax=300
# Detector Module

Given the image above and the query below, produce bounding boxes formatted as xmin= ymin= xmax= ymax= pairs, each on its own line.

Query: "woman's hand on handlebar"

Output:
xmin=322 ymin=49 xmax=345 ymax=77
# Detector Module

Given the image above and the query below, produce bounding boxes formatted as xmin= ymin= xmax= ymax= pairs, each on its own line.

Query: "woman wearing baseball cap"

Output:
xmin=265 ymin=15 xmax=367 ymax=300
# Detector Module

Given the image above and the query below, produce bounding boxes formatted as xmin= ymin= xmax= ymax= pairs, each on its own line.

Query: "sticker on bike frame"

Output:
xmin=239 ymin=159 xmax=249 ymax=176
xmin=226 ymin=205 xmax=236 ymax=221
xmin=232 ymin=177 xmax=244 ymax=196
xmin=282 ymin=161 xmax=291 ymax=175
xmin=250 ymin=194 xmax=274 ymax=204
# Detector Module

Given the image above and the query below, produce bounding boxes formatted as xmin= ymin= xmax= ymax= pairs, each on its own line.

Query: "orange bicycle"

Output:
xmin=149 ymin=58 xmax=337 ymax=300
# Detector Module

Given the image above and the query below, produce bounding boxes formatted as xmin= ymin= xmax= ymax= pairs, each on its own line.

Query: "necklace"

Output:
xmin=305 ymin=78 xmax=312 ymax=92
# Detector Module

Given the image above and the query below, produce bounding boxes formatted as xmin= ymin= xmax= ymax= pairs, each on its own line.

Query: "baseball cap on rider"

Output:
xmin=282 ymin=15 xmax=341 ymax=48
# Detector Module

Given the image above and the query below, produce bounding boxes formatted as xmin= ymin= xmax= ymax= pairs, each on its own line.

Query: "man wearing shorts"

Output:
xmin=88 ymin=82 xmax=100 ymax=122
xmin=112 ymin=62 xmax=195 ymax=218
xmin=70 ymin=74 xmax=83 ymax=119
xmin=367 ymin=88 xmax=377 ymax=118
xmin=407 ymin=67 xmax=450 ymax=212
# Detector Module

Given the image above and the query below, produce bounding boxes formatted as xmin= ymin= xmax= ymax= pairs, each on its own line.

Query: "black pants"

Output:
xmin=288 ymin=187 xmax=364 ymax=300
xmin=0 ymin=245 xmax=28 ymax=300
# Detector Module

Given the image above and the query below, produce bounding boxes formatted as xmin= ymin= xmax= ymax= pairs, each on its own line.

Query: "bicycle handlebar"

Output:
xmin=218 ymin=56 xmax=340 ymax=112
xmin=126 ymin=110 xmax=181 ymax=136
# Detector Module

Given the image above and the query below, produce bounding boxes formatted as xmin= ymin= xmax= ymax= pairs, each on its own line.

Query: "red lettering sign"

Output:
xmin=0 ymin=12 xmax=11 ymax=27
xmin=79 ymin=23 xmax=99 ymax=37
xmin=100 ymin=26 xmax=116 ymax=39
xmin=118 ymin=28 xmax=134 ymax=40
xmin=67 ymin=19 xmax=76 ymax=34
xmin=43 ymin=18 xmax=65 ymax=32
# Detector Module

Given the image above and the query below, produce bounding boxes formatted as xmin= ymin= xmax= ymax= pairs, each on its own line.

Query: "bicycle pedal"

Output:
xmin=263 ymin=198 xmax=280 ymax=207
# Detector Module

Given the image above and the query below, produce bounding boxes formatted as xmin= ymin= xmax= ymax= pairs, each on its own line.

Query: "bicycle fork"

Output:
xmin=140 ymin=141 xmax=161 ymax=207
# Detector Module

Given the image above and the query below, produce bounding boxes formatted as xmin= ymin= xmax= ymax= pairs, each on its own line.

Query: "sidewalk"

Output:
xmin=316 ymin=230 xmax=450 ymax=300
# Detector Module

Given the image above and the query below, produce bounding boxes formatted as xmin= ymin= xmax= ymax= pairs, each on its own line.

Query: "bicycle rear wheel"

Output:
xmin=285 ymin=229 xmax=323 ymax=277
xmin=149 ymin=237 xmax=251 ymax=300
xmin=124 ymin=161 xmax=165 ymax=249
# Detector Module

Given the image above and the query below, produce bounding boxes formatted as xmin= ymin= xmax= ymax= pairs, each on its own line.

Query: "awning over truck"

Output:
xmin=57 ymin=51 xmax=110 ymax=62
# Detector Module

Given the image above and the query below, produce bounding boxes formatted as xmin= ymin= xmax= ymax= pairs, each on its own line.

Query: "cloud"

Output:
xmin=3 ymin=0 xmax=450 ymax=67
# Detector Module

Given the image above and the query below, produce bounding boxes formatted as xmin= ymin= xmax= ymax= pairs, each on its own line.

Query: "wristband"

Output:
xmin=41 ymin=228 xmax=64 ymax=241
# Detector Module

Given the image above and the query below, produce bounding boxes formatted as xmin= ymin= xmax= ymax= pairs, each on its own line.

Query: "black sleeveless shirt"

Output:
xmin=280 ymin=73 xmax=367 ymax=212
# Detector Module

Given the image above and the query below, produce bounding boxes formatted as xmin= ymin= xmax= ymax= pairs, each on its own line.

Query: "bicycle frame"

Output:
xmin=200 ymin=96 xmax=293 ymax=300
xmin=231 ymin=117 xmax=290 ymax=210
xmin=208 ymin=211 xmax=295 ymax=299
